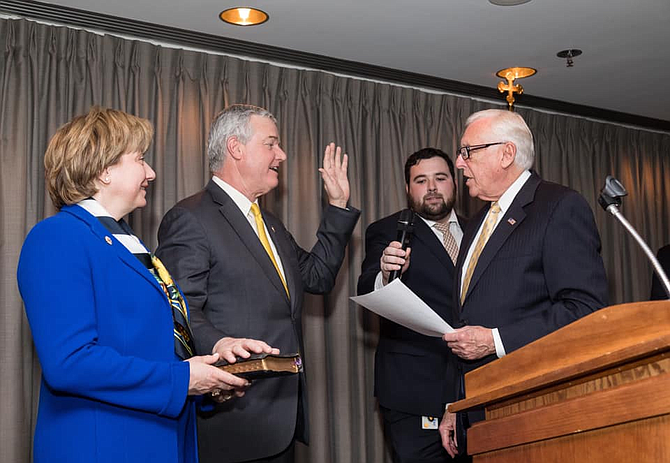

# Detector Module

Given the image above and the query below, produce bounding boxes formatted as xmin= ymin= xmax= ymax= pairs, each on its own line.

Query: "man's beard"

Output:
xmin=408 ymin=192 xmax=455 ymax=221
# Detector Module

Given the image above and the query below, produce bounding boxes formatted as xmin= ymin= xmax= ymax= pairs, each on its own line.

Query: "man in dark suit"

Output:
xmin=439 ymin=109 xmax=609 ymax=457
xmin=651 ymin=244 xmax=670 ymax=300
xmin=156 ymin=104 xmax=360 ymax=463
xmin=358 ymin=148 xmax=465 ymax=462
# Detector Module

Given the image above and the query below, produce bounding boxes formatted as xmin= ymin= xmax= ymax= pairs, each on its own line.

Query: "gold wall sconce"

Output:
xmin=496 ymin=67 xmax=537 ymax=110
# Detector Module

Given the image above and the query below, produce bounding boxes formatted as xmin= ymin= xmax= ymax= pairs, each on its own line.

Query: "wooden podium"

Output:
xmin=449 ymin=300 xmax=670 ymax=462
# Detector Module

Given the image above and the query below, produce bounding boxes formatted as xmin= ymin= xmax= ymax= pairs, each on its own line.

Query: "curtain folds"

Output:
xmin=1 ymin=17 xmax=669 ymax=463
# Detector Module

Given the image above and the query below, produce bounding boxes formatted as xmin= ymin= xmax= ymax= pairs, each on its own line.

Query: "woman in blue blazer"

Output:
xmin=17 ymin=107 xmax=275 ymax=463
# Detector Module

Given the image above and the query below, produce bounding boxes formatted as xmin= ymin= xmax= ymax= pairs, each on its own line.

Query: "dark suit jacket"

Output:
xmin=358 ymin=211 xmax=464 ymax=417
xmin=454 ymin=172 xmax=609 ymax=377
xmin=651 ymin=245 xmax=670 ymax=300
xmin=156 ymin=180 xmax=360 ymax=462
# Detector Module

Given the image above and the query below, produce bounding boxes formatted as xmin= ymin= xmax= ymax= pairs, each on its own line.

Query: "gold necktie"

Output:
xmin=460 ymin=202 xmax=501 ymax=304
xmin=250 ymin=203 xmax=289 ymax=298
xmin=434 ymin=221 xmax=459 ymax=264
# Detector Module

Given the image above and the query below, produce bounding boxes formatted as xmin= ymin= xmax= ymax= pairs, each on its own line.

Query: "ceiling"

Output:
xmin=14 ymin=0 xmax=670 ymax=127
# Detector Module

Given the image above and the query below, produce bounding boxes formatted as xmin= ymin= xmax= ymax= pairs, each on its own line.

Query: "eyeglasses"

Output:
xmin=456 ymin=142 xmax=506 ymax=160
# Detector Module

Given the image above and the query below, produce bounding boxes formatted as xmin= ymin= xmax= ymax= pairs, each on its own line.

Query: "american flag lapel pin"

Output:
xmin=507 ymin=218 xmax=516 ymax=226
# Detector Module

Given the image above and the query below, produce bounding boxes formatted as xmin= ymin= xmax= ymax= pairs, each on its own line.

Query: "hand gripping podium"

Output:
xmin=449 ymin=301 xmax=670 ymax=462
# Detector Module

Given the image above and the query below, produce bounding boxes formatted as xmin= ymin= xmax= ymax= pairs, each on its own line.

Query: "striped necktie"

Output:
xmin=250 ymin=203 xmax=290 ymax=298
xmin=434 ymin=221 xmax=459 ymax=264
xmin=91 ymin=207 xmax=195 ymax=359
xmin=150 ymin=255 xmax=196 ymax=359
xmin=460 ymin=202 xmax=501 ymax=304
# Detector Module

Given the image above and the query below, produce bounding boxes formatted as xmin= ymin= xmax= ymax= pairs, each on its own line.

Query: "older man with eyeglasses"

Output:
xmin=438 ymin=109 xmax=609 ymax=458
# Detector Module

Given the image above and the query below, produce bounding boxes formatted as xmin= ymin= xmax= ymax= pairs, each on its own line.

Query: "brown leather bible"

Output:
xmin=215 ymin=353 xmax=303 ymax=380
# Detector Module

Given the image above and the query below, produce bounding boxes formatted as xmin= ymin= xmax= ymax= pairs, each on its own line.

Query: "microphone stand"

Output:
xmin=599 ymin=176 xmax=670 ymax=299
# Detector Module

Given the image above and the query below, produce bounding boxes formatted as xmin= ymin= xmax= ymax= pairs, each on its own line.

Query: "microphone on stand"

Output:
xmin=599 ymin=175 xmax=670 ymax=299
xmin=388 ymin=209 xmax=415 ymax=282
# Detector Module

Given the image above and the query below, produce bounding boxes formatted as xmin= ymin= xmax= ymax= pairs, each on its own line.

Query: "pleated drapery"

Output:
xmin=1 ymin=17 xmax=669 ymax=463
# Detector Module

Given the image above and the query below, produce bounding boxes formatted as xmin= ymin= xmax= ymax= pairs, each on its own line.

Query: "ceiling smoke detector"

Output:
xmin=557 ymin=49 xmax=583 ymax=68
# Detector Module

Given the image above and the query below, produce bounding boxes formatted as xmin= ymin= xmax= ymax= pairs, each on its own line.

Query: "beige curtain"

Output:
xmin=1 ymin=17 xmax=669 ymax=463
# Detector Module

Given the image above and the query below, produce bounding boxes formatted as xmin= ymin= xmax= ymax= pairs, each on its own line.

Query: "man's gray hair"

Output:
xmin=207 ymin=104 xmax=277 ymax=172
xmin=465 ymin=109 xmax=535 ymax=170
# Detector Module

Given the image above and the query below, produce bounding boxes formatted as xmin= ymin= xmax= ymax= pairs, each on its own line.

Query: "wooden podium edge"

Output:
xmin=449 ymin=336 xmax=670 ymax=412
xmin=450 ymin=301 xmax=670 ymax=412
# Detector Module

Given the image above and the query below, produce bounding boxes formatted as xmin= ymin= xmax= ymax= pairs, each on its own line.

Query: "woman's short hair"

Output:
xmin=45 ymin=106 xmax=153 ymax=209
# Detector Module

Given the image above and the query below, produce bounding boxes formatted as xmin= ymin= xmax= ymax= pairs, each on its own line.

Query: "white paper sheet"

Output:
xmin=351 ymin=279 xmax=454 ymax=337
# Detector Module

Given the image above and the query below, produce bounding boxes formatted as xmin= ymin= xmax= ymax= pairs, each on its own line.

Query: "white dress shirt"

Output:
xmin=211 ymin=175 xmax=287 ymax=281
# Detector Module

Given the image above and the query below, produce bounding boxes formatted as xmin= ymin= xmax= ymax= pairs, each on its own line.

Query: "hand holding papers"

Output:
xmin=351 ymin=279 xmax=454 ymax=337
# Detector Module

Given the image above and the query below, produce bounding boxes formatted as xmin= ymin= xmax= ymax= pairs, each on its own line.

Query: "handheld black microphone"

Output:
xmin=599 ymin=175 xmax=670 ymax=298
xmin=388 ymin=209 xmax=415 ymax=282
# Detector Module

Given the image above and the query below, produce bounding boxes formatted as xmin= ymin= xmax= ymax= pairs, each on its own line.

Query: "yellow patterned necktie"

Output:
xmin=460 ymin=202 xmax=501 ymax=304
xmin=250 ymin=203 xmax=290 ymax=298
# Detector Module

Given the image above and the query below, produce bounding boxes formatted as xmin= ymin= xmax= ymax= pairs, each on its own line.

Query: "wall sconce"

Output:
xmin=496 ymin=66 xmax=537 ymax=111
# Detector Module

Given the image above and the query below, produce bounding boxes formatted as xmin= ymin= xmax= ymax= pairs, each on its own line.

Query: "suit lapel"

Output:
xmin=413 ymin=218 xmax=453 ymax=272
xmin=462 ymin=173 xmax=541 ymax=303
xmin=64 ymin=205 xmax=166 ymax=298
xmin=207 ymin=182 xmax=291 ymax=304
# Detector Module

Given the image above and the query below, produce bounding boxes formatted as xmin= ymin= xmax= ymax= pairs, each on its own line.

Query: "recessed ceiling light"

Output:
xmin=489 ymin=0 xmax=533 ymax=6
xmin=219 ymin=7 xmax=269 ymax=26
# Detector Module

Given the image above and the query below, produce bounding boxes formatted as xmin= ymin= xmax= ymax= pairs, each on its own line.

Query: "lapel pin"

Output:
xmin=105 ymin=236 xmax=113 ymax=245
xmin=507 ymin=218 xmax=516 ymax=225
xmin=271 ymin=226 xmax=275 ymax=233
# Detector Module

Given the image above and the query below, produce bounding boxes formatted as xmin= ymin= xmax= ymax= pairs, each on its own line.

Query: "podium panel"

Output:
xmin=449 ymin=301 xmax=670 ymax=462
xmin=476 ymin=415 xmax=670 ymax=463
